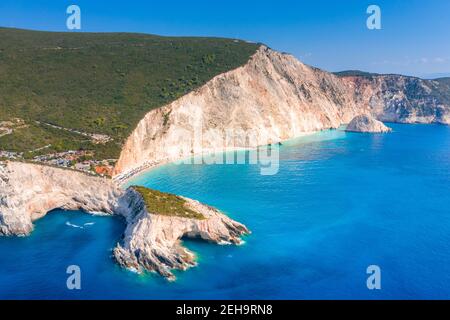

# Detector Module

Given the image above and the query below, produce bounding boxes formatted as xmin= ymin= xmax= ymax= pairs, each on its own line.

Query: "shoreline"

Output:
xmin=113 ymin=128 xmax=338 ymax=187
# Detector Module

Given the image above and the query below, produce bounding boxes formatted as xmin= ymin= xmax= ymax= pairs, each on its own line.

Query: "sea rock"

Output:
xmin=346 ymin=114 xmax=392 ymax=133
xmin=0 ymin=161 xmax=249 ymax=280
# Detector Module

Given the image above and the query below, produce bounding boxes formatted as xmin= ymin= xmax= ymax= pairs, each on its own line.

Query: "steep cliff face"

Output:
xmin=113 ymin=47 xmax=450 ymax=179
xmin=113 ymin=46 xmax=364 ymax=178
xmin=340 ymin=75 xmax=450 ymax=125
xmin=114 ymin=189 xmax=249 ymax=280
xmin=0 ymin=161 xmax=248 ymax=279
xmin=0 ymin=161 xmax=123 ymax=235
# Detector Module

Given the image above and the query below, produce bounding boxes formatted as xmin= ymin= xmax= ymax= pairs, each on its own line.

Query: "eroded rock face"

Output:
xmin=0 ymin=161 xmax=249 ymax=280
xmin=0 ymin=161 xmax=123 ymax=235
xmin=346 ymin=114 xmax=392 ymax=133
xmin=113 ymin=46 xmax=364 ymax=179
xmin=341 ymin=75 xmax=450 ymax=125
xmin=113 ymin=47 xmax=450 ymax=180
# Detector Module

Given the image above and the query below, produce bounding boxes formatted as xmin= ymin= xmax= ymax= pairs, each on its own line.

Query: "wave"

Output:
xmin=65 ymin=221 xmax=84 ymax=229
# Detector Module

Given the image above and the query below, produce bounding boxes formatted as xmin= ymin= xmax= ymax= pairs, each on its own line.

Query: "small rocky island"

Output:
xmin=346 ymin=114 xmax=392 ymax=133
xmin=0 ymin=161 xmax=249 ymax=280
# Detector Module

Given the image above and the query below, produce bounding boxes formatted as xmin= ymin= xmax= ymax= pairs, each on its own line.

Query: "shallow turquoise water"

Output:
xmin=1 ymin=123 xmax=450 ymax=299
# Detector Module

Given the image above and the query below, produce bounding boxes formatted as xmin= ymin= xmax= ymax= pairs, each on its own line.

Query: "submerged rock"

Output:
xmin=0 ymin=161 xmax=249 ymax=280
xmin=346 ymin=114 xmax=392 ymax=133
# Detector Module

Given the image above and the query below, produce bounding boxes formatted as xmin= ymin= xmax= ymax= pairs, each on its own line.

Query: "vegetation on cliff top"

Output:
xmin=132 ymin=186 xmax=205 ymax=220
xmin=333 ymin=70 xmax=382 ymax=78
xmin=0 ymin=28 xmax=260 ymax=160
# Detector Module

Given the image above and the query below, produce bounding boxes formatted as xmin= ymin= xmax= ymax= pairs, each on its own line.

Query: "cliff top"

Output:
xmin=333 ymin=70 xmax=422 ymax=79
xmin=131 ymin=186 xmax=205 ymax=219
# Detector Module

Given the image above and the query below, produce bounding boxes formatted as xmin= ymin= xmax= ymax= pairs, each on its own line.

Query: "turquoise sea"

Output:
xmin=1 ymin=123 xmax=450 ymax=299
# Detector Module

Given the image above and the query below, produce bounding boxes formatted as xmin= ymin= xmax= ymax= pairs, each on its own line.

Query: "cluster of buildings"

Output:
xmin=0 ymin=150 xmax=23 ymax=159
xmin=1 ymin=118 xmax=115 ymax=177
xmin=33 ymin=150 xmax=89 ymax=166
xmin=31 ymin=150 xmax=115 ymax=177
xmin=0 ymin=149 xmax=114 ymax=177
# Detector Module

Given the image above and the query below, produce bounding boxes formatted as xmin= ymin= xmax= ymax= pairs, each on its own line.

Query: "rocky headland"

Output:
xmin=0 ymin=161 xmax=248 ymax=280
xmin=346 ymin=114 xmax=392 ymax=133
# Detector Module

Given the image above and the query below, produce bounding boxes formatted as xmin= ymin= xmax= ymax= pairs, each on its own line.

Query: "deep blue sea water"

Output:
xmin=1 ymin=123 xmax=450 ymax=299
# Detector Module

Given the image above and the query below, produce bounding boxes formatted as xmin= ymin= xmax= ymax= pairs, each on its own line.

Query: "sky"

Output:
xmin=0 ymin=0 xmax=449 ymax=78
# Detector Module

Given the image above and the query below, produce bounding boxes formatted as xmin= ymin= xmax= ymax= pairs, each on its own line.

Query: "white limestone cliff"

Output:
xmin=0 ymin=161 xmax=123 ymax=235
xmin=113 ymin=46 xmax=364 ymax=179
xmin=113 ymin=46 xmax=450 ymax=181
xmin=0 ymin=161 xmax=248 ymax=279
xmin=341 ymin=74 xmax=450 ymax=125
xmin=114 ymin=188 xmax=249 ymax=280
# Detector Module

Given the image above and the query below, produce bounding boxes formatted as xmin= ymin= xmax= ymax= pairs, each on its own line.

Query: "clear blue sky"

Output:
xmin=1 ymin=0 xmax=449 ymax=78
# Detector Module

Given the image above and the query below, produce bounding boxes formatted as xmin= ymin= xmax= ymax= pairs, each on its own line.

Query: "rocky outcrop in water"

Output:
xmin=346 ymin=114 xmax=392 ymax=133
xmin=0 ymin=161 xmax=248 ymax=279
xmin=114 ymin=188 xmax=249 ymax=280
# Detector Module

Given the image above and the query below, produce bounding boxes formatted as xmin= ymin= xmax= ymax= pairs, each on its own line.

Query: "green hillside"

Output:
xmin=0 ymin=28 xmax=259 ymax=161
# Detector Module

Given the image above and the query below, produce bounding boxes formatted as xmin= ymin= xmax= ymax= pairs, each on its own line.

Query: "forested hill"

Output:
xmin=0 ymin=28 xmax=259 ymax=160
